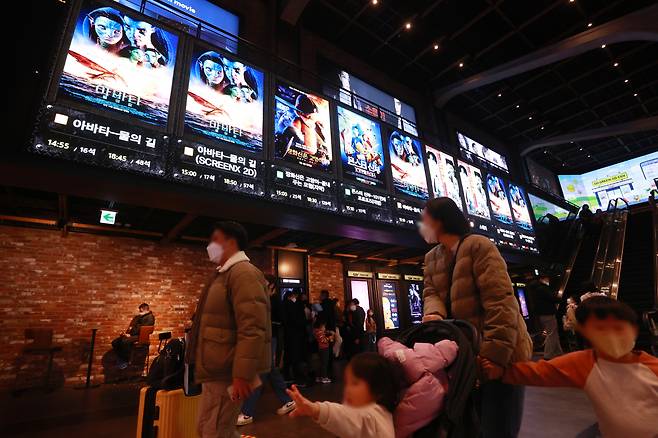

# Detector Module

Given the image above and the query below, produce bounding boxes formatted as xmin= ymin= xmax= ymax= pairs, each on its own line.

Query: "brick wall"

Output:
xmin=0 ymin=226 xmax=273 ymax=388
xmin=307 ymin=255 xmax=345 ymax=311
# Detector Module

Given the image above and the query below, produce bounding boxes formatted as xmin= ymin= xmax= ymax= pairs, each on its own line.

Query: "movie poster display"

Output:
xmin=486 ymin=174 xmax=513 ymax=225
xmin=386 ymin=129 xmax=429 ymax=199
xmin=426 ymin=145 xmax=463 ymax=209
xmin=273 ymin=82 xmax=332 ymax=171
xmin=457 ymin=161 xmax=490 ymax=220
xmin=407 ymin=282 xmax=423 ymax=325
xmin=457 ymin=132 xmax=508 ymax=172
xmin=508 ymin=183 xmax=533 ymax=232
xmin=185 ymin=46 xmax=265 ymax=153
xmin=58 ymin=1 xmax=179 ymax=126
xmin=380 ymin=281 xmax=400 ymax=330
xmin=337 ymin=107 xmax=386 ymax=188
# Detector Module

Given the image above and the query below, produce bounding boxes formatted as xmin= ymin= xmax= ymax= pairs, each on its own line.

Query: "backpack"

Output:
xmin=396 ymin=320 xmax=480 ymax=438
xmin=146 ymin=338 xmax=185 ymax=390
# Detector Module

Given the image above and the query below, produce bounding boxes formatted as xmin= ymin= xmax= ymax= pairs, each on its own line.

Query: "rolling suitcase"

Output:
xmin=136 ymin=386 xmax=200 ymax=438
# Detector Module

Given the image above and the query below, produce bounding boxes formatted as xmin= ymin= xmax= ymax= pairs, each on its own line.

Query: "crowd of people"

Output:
xmin=119 ymin=196 xmax=656 ymax=438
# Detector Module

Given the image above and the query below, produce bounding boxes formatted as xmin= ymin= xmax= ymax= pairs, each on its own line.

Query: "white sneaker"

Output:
xmin=276 ymin=401 xmax=296 ymax=415
xmin=236 ymin=414 xmax=253 ymax=426
xmin=321 ymin=377 xmax=332 ymax=384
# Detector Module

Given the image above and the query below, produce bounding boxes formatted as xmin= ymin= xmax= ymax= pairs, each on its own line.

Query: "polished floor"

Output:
xmin=2 ymin=375 xmax=596 ymax=438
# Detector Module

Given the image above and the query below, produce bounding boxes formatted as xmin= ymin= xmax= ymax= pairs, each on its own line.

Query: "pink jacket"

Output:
xmin=378 ymin=337 xmax=458 ymax=438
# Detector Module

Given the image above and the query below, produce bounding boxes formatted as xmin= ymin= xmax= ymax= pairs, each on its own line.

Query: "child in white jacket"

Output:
xmin=287 ymin=352 xmax=398 ymax=438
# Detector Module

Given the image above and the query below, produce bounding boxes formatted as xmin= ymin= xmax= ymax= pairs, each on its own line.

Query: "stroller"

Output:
xmin=395 ymin=320 xmax=480 ymax=438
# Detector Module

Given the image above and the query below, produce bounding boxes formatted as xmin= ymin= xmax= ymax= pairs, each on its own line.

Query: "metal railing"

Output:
xmin=644 ymin=190 xmax=658 ymax=355
xmin=555 ymin=210 xmax=584 ymax=299
xmin=590 ymin=198 xmax=629 ymax=299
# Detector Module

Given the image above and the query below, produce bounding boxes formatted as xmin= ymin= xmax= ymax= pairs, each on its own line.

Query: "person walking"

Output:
xmin=365 ymin=309 xmax=377 ymax=352
xmin=186 ymin=221 xmax=271 ymax=438
xmin=236 ymin=274 xmax=296 ymax=426
xmin=527 ymin=274 xmax=564 ymax=360
xmin=419 ymin=197 xmax=532 ymax=438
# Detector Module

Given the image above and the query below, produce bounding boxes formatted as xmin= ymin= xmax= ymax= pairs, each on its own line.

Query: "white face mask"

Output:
xmin=290 ymin=297 xmax=297 ymax=303
xmin=589 ymin=332 xmax=635 ymax=359
xmin=350 ymin=305 xmax=357 ymax=311
xmin=206 ymin=242 xmax=224 ymax=264
xmin=418 ymin=222 xmax=438 ymax=244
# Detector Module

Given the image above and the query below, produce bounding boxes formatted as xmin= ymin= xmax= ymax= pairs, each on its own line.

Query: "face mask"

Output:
xmin=206 ymin=242 xmax=224 ymax=264
xmin=350 ymin=305 xmax=357 ymax=311
xmin=290 ymin=297 xmax=297 ymax=303
xmin=589 ymin=332 xmax=635 ymax=359
xmin=418 ymin=222 xmax=438 ymax=244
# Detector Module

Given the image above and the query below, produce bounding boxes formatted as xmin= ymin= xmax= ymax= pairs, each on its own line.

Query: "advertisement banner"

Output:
xmin=426 ymin=145 xmax=463 ymax=209
xmin=58 ymin=1 xmax=178 ymax=126
xmin=337 ymin=107 xmax=386 ymax=188
xmin=386 ymin=129 xmax=428 ymax=199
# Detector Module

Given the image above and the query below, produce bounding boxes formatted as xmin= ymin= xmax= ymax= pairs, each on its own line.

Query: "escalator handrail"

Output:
xmin=649 ymin=190 xmax=658 ymax=310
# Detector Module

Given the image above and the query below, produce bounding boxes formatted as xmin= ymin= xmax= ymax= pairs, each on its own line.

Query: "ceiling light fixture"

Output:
xmin=613 ymin=62 xmax=619 ymax=67
xmin=569 ymin=0 xmax=575 ymax=3
xmin=458 ymin=62 xmax=464 ymax=68
xmin=601 ymin=44 xmax=606 ymax=48
xmin=624 ymin=79 xmax=629 ymax=83
xmin=497 ymin=93 xmax=502 ymax=97
xmin=433 ymin=43 xmax=439 ymax=50
xmin=528 ymin=116 xmax=533 ymax=120
xmin=372 ymin=0 xmax=378 ymax=5
xmin=516 ymin=104 xmax=520 ymax=108
xmin=634 ymin=93 xmax=638 ymax=97
xmin=540 ymin=126 xmax=545 ymax=130
xmin=587 ymin=22 xmax=593 ymax=27
xmin=405 ymin=22 xmax=412 ymax=30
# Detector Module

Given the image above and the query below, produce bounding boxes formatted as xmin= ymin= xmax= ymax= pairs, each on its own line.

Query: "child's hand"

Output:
xmin=478 ymin=356 xmax=505 ymax=380
xmin=286 ymin=384 xmax=320 ymax=420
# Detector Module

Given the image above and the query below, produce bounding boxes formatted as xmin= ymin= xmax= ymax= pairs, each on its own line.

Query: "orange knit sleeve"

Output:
xmin=503 ymin=350 xmax=595 ymax=388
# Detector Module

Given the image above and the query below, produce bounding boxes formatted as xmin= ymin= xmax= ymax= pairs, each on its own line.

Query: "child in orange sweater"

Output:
xmin=481 ymin=296 xmax=658 ymax=438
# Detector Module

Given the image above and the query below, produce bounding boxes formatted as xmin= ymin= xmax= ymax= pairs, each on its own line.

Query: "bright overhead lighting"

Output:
xmin=634 ymin=93 xmax=638 ymax=97
xmin=516 ymin=104 xmax=520 ymax=108
xmin=433 ymin=43 xmax=439 ymax=50
xmin=587 ymin=22 xmax=593 ymax=27
xmin=404 ymin=22 xmax=411 ymax=29
xmin=540 ymin=126 xmax=545 ymax=130
xmin=458 ymin=62 xmax=464 ymax=68
xmin=579 ymin=147 xmax=583 ymax=151
xmin=624 ymin=79 xmax=629 ymax=83
xmin=372 ymin=0 xmax=378 ymax=4
xmin=601 ymin=44 xmax=606 ymax=48
xmin=528 ymin=116 xmax=533 ymax=120
xmin=613 ymin=62 xmax=619 ymax=67
xmin=497 ymin=93 xmax=502 ymax=97
xmin=569 ymin=0 xmax=575 ymax=3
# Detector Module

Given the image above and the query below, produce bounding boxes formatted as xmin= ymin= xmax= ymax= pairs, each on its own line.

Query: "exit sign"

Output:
xmin=99 ymin=210 xmax=117 ymax=225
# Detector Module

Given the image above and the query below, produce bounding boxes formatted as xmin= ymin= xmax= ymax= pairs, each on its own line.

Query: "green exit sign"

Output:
xmin=99 ymin=209 xmax=117 ymax=225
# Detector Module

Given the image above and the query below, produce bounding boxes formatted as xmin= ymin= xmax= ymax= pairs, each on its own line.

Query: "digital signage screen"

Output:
xmin=268 ymin=164 xmax=337 ymax=212
xmin=528 ymin=194 xmax=572 ymax=221
xmin=486 ymin=174 xmax=513 ymax=225
xmin=393 ymin=198 xmax=423 ymax=229
xmin=337 ymin=106 xmax=386 ymax=188
xmin=380 ymin=281 xmax=400 ymax=330
xmin=426 ymin=145 xmax=463 ymax=210
xmin=185 ymin=46 xmax=265 ymax=153
xmin=457 ymin=161 xmax=490 ymax=220
xmin=559 ymin=151 xmax=658 ymax=209
xmin=274 ymin=82 xmax=332 ymax=171
xmin=407 ymin=282 xmax=423 ymax=325
xmin=508 ymin=183 xmax=534 ymax=232
xmin=340 ymin=183 xmax=392 ymax=224
xmin=386 ymin=129 xmax=429 ymax=200
xmin=58 ymin=1 xmax=179 ymax=126
xmin=526 ymin=157 xmax=561 ymax=197
xmin=457 ymin=132 xmax=508 ymax=172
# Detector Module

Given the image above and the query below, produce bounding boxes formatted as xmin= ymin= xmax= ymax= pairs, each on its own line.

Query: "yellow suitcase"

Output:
xmin=136 ymin=386 xmax=200 ymax=438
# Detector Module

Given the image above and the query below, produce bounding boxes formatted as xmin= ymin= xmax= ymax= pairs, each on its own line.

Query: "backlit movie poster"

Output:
xmin=185 ymin=47 xmax=265 ymax=153
xmin=388 ymin=130 xmax=428 ymax=199
xmin=338 ymin=107 xmax=385 ymax=188
xmin=458 ymin=161 xmax=490 ymax=220
xmin=408 ymin=283 xmax=423 ymax=325
xmin=58 ymin=1 xmax=178 ymax=125
xmin=274 ymin=83 xmax=332 ymax=171
xmin=426 ymin=146 xmax=462 ymax=209
xmin=486 ymin=174 xmax=513 ymax=224
xmin=508 ymin=183 xmax=533 ymax=232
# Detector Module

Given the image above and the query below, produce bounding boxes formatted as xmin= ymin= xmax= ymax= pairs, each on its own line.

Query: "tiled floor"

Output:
xmin=2 ymin=378 xmax=597 ymax=438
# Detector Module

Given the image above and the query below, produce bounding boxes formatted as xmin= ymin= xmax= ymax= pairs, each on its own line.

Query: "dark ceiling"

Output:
xmin=300 ymin=0 xmax=658 ymax=174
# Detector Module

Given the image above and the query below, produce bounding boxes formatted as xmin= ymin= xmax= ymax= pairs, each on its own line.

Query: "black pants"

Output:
xmin=318 ymin=348 xmax=330 ymax=378
xmin=112 ymin=335 xmax=137 ymax=361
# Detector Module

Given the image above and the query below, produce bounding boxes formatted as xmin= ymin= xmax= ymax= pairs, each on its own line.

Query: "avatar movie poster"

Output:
xmin=508 ymin=183 xmax=534 ymax=232
xmin=58 ymin=1 xmax=178 ymax=126
xmin=426 ymin=145 xmax=463 ymax=209
xmin=274 ymin=83 xmax=332 ymax=171
xmin=458 ymin=161 xmax=490 ymax=220
xmin=407 ymin=283 xmax=423 ymax=325
xmin=185 ymin=46 xmax=265 ymax=153
xmin=486 ymin=174 xmax=513 ymax=225
xmin=337 ymin=106 xmax=385 ymax=188
xmin=387 ymin=129 xmax=428 ymax=199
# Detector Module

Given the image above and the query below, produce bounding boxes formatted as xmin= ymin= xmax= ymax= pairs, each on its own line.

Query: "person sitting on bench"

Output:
xmin=112 ymin=303 xmax=155 ymax=369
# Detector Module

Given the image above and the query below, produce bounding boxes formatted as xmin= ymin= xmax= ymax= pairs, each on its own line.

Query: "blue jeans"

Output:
xmin=241 ymin=367 xmax=291 ymax=417
xmin=479 ymin=380 xmax=525 ymax=438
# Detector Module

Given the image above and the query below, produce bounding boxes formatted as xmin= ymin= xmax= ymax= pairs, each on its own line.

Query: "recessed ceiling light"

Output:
xmin=433 ymin=43 xmax=439 ymax=50
xmin=405 ymin=22 xmax=412 ymax=29
xmin=540 ymin=126 xmax=545 ymax=130
xmin=516 ymin=104 xmax=520 ymax=108
xmin=579 ymin=147 xmax=583 ymax=151
xmin=458 ymin=62 xmax=464 ymax=68
xmin=569 ymin=0 xmax=575 ymax=3
xmin=613 ymin=62 xmax=619 ymax=67
xmin=497 ymin=93 xmax=502 ymax=97
xmin=601 ymin=44 xmax=606 ymax=48
xmin=528 ymin=116 xmax=533 ymax=120
xmin=587 ymin=22 xmax=593 ymax=27
xmin=634 ymin=93 xmax=638 ymax=97
xmin=624 ymin=79 xmax=629 ymax=83
xmin=372 ymin=0 xmax=378 ymax=4
xmin=587 ymin=155 xmax=592 ymax=158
